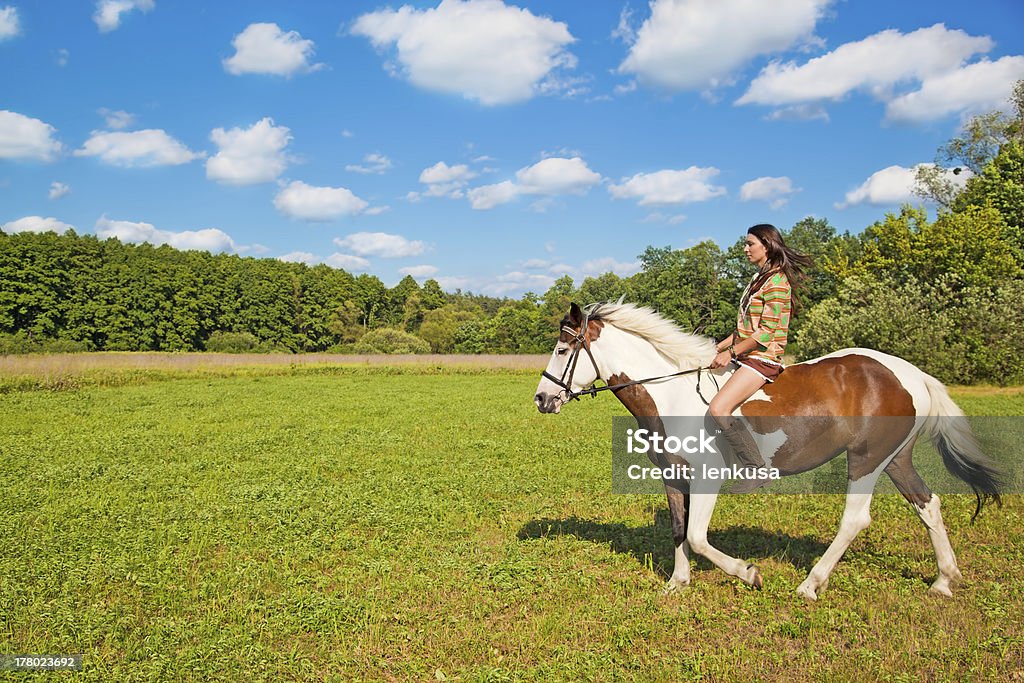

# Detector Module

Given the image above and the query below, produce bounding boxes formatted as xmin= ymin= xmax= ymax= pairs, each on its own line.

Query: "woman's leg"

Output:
xmin=708 ymin=366 xmax=771 ymax=492
xmin=708 ymin=365 xmax=766 ymax=429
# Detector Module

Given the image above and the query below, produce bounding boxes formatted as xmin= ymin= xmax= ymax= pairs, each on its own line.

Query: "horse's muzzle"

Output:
xmin=534 ymin=392 xmax=563 ymax=414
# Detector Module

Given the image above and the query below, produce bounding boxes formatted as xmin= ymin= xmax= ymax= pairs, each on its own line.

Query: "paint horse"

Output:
xmin=534 ymin=302 xmax=1003 ymax=599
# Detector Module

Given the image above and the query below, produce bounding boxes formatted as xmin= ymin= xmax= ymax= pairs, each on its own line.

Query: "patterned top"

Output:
xmin=736 ymin=269 xmax=791 ymax=365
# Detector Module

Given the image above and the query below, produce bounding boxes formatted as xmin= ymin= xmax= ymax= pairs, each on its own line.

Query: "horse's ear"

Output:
xmin=568 ymin=302 xmax=583 ymax=325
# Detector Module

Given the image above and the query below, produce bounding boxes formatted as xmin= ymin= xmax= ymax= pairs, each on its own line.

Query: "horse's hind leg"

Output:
xmin=797 ymin=469 xmax=880 ymax=601
xmin=884 ymin=440 xmax=963 ymax=596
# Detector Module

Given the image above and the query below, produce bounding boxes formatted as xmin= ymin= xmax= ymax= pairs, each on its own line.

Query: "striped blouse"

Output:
xmin=737 ymin=269 xmax=791 ymax=365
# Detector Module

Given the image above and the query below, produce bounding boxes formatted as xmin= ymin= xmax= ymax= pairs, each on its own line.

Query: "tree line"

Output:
xmin=2 ymin=82 xmax=1021 ymax=384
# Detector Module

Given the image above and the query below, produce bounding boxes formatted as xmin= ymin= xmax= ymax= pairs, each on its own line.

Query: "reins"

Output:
xmin=542 ymin=312 xmax=719 ymax=406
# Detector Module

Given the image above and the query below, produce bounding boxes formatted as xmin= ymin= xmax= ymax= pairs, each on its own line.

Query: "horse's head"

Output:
xmin=535 ymin=302 xmax=604 ymax=414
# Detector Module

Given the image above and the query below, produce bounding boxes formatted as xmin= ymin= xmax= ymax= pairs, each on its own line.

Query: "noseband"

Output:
xmin=541 ymin=313 xmax=717 ymax=404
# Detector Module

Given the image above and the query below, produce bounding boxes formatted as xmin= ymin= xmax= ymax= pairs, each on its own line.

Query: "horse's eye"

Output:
xmin=556 ymin=347 xmax=568 ymax=355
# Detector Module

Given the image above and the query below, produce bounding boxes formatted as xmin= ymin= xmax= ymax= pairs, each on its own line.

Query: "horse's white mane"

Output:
xmin=585 ymin=301 xmax=718 ymax=370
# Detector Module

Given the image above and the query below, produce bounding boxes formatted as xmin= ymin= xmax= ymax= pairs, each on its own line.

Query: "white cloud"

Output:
xmin=764 ymin=104 xmax=829 ymax=122
xmin=618 ymin=0 xmax=832 ymax=91
xmin=54 ymin=48 xmax=70 ymax=67
xmin=325 ymin=253 xmax=371 ymax=271
xmin=99 ymin=108 xmax=135 ymax=130
xmin=75 ymin=129 xmax=202 ymax=167
xmin=399 ymin=265 xmax=439 ymax=278
xmin=278 ymin=251 xmax=319 ymax=265
xmin=420 ymin=161 xmax=476 ymax=185
xmin=580 ymin=257 xmax=642 ymax=278
xmin=468 ymin=180 xmax=520 ymax=209
xmin=49 ymin=182 xmax=70 ymax=200
xmin=834 ymin=164 xmax=967 ymax=209
xmin=415 ymin=161 xmax=478 ymax=200
xmin=93 ymin=0 xmax=154 ymax=33
xmin=436 ymin=275 xmax=472 ymax=291
xmin=0 ymin=6 xmax=21 ymax=40
xmin=484 ymin=271 xmax=556 ymax=295
xmin=467 ymin=157 xmax=601 ymax=209
xmin=740 ymin=176 xmax=800 ymax=209
xmin=273 ymin=181 xmax=369 ymax=221
xmin=351 ymin=0 xmax=577 ymax=105
xmin=95 ymin=216 xmax=240 ymax=252
xmin=0 ymin=110 xmax=62 ymax=161
xmin=886 ymin=56 xmax=1024 ymax=123
xmin=346 ymin=153 xmax=393 ymax=174
xmin=2 ymin=216 xmax=74 ymax=234
xmin=206 ymin=118 xmax=291 ymax=185
xmin=738 ymin=24 xmax=994 ymax=112
xmin=223 ymin=22 xmax=324 ymax=77
xmin=333 ymin=231 xmax=426 ymax=258
xmin=608 ymin=167 xmax=726 ymax=206
xmin=516 ymin=157 xmax=601 ymax=195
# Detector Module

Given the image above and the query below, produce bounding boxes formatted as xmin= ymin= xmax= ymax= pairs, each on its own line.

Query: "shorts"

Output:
xmin=734 ymin=357 xmax=783 ymax=382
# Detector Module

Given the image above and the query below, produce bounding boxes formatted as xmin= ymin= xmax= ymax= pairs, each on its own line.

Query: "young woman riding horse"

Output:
xmin=710 ymin=224 xmax=812 ymax=492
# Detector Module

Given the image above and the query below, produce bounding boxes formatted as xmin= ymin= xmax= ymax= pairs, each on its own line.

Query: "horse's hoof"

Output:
xmin=663 ymin=578 xmax=690 ymax=595
xmin=748 ymin=565 xmax=763 ymax=590
xmin=928 ymin=581 xmax=954 ymax=598
xmin=796 ymin=583 xmax=818 ymax=601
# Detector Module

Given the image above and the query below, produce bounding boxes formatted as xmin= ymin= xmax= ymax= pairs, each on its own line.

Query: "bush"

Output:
xmin=0 ymin=332 xmax=90 ymax=354
xmin=205 ymin=331 xmax=262 ymax=353
xmin=351 ymin=328 xmax=431 ymax=354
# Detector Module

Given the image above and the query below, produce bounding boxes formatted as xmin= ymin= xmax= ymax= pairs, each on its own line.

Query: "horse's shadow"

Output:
xmin=517 ymin=509 xmax=830 ymax=579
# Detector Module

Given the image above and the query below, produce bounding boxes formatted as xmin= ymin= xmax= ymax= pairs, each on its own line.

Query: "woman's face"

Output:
xmin=744 ymin=233 xmax=768 ymax=267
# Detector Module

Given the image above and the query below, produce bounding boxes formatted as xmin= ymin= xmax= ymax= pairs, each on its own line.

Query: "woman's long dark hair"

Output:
xmin=742 ymin=223 xmax=813 ymax=313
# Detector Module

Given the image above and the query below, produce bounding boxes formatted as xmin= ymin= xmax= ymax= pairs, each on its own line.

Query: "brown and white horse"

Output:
xmin=534 ymin=302 xmax=1003 ymax=599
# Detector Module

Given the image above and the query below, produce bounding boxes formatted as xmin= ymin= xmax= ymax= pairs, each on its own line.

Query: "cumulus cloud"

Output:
xmin=93 ymin=0 xmax=154 ymax=33
xmin=325 ymin=253 xmax=371 ymax=271
xmin=346 ymin=153 xmax=393 ymax=174
xmin=0 ymin=6 xmax=20 ymax=40
xmin=223 ymin=22 xmax=324 ymax=77
xmin=75 ymin=129 xmax=202 ymax=167
xmin=399 ymin=265 xmax=439 ymax=277
xmin=740 ymin=176 xmax=800 ymax=209
xmin=95 ymin=216 xmax=240 ymax=252
xmin=49 ymin=182 xmax=70 ymax=200
xmin=834 ymin=164 xmax=967 ymax=209
xmin=278 ymin=251 xmax=318 ymax=265
xmin=333 ymin=231 xmax=426 ymax=258
xmin=885 ymin=56 xmax=1024 ymax=123
xmin=467 ymin=157 xmax=601 ymax=209
xmin=2 ymin=216 xmax=74 ymax=234
xmin=608 ymin=167 xmax=726 ymax=206
xmin=351 ymin=0 xmax=577 ymax=105
xmin=0 ymin=110 xmax=62 ymax=161
xmin=468 ymin=180 xmax=520 ymax=210
xmin=737 ymin=24 xmax=1017 ymax=123
xmin=412 ymin=160 xmax=478 ymax=199
xmin=618 ymin=0 xmax=832 ymax=91
xmin=206 ymin=118 xmax=291 ymax=185
xmin=99 ymin=108 xmax=135 ymax=130
xmin=273 ymin=181 xmax=370 ymax=221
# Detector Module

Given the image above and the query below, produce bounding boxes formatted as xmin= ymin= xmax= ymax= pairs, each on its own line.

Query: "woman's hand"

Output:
xmin=710 ymin=350 xmax=733 ymax=369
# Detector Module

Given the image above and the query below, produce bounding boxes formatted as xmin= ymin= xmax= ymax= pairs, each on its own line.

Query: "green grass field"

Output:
xmin=1 ymin=362 xmax=1023 ymax=681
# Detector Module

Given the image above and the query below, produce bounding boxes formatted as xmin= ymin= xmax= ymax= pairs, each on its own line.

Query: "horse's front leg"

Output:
xmin=663 ymin=486 xmax=691 ymax=594
xmin=686 ymin=485 xmax=763 ymax=589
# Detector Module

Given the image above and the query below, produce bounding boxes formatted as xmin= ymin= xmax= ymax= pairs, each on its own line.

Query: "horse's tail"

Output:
xmin=920 ymin=372 xmax=1004 ymax=520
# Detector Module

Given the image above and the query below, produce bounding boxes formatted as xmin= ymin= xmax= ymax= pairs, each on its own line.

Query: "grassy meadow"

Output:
xmin=1 ymin=357 xmax=1023 ymax=681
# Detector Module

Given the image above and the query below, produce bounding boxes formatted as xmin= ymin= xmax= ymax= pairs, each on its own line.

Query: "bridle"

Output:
xmin=540 ymin=312 xmax=718 ymax=405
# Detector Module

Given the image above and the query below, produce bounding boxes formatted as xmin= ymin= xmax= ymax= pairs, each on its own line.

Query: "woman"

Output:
xmin=709 ymin=224 xmax=811 ymax=492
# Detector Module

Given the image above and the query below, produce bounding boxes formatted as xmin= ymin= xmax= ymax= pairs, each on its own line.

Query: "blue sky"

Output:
xmin=2 ymin=0 xmax=1023 ymax=296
